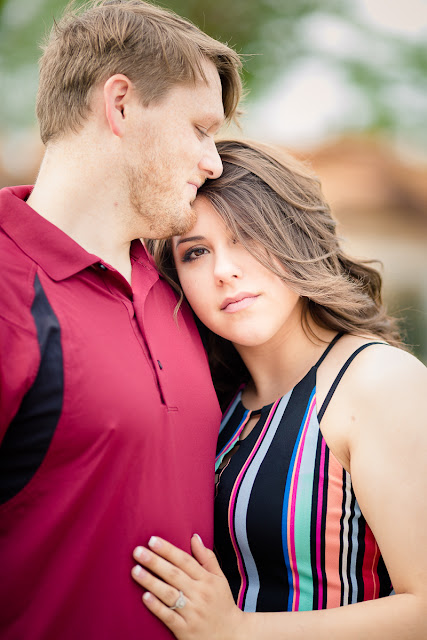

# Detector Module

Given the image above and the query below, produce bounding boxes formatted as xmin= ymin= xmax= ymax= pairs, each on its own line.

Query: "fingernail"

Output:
xmin=143 ymin=591 xmax=153 ymax=603
xmin=193 ymin=533 xmax=204 ymax=546
xmin=134 ymin=546 xmax=149 ymax=561
xmin=148 ymin=536 xmax=161 ymax=549
xmin=132 ymin=565 xmax=145 ymax=577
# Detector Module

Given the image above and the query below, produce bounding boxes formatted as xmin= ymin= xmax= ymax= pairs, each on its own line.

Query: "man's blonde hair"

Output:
xmin=36 ymin=0 xmax=242 ymax=144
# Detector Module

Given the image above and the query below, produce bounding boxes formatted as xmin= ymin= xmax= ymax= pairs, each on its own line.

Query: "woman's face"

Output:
xmin=172 ymin=196 xmax=303 ymax=350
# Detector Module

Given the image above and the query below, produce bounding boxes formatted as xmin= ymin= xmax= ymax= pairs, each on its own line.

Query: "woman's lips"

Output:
xmin=221 ymin=295 xmax=259 ymax=313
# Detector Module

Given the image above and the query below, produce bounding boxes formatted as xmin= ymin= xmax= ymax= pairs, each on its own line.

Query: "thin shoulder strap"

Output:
xmin=318 ymin=341 xmax=388 ymax=422
xmin=313 ymin=332 xmax=344 ymax=369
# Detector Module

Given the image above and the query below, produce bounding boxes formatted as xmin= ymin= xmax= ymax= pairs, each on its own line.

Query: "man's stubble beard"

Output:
xmin=126 ymin=163 xmax=197 ymax=240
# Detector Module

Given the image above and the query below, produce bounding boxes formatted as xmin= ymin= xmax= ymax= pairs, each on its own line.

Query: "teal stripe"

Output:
xmin=292 ymin=392 xmax=319 ymax=611
xmin=282 ymin=388 xmax=315 ymax=610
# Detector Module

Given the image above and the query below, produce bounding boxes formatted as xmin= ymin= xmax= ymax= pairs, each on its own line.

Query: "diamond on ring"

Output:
xmin=168 ymin=590 xmax=186 ymax=610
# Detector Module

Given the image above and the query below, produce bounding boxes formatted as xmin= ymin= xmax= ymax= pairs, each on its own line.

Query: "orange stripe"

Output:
xmin=324 ymin=451 xmax=343 ymax=609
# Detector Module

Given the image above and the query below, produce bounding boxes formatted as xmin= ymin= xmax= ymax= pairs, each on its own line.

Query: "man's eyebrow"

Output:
xmin=211 ymin=115 xmax=224 ymax=130
xmin=203 ymin=111 xmax=225 ymax=131
xmin=175 ymin=235 xmax=205 ymax=248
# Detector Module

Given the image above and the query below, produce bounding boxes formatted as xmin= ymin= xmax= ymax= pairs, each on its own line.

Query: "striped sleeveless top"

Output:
xmin=214 ymin=334 xmax=393 ymax=612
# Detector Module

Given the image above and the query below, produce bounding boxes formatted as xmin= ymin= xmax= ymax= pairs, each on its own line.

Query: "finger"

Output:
xmin=146 ymin=536 xmax=205 ymax=580
xmin=142 ymin=591 xmax=186 ymax=637
xmin=191 ymin=533 xmax=224 ymax=577
xmin=133 ymin=545 xmax=190 ymax=593
xmin=131 ymin=564 xmax=187 ymax=610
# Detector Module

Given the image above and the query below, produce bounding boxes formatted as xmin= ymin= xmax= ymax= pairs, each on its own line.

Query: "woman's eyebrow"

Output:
xmin=175 ymin=235 xmax=206 ymax=248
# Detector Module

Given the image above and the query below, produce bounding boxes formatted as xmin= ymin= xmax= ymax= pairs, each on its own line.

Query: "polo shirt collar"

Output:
xmin=0 ymin=185 xmax=157 ymax=282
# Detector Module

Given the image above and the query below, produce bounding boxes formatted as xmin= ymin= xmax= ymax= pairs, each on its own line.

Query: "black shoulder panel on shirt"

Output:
xmin=0 ymin=274 xmax=64 ymax=504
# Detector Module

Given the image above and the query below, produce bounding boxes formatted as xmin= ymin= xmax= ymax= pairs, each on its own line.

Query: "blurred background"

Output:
xmin=1 ymin=0 xmax=426 ymax=362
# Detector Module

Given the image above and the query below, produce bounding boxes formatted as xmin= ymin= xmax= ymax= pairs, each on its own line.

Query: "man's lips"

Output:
xmin=188 ymin=179 xmax=204 ymax=191
xmin=221 ymin=294 xmax=259 ymax=313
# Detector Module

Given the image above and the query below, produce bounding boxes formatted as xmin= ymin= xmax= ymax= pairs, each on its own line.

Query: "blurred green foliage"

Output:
xmin=156 ymin=0 xmax=342 ymax=87
xmin=0 ymin=0 xmax=426 ymax=144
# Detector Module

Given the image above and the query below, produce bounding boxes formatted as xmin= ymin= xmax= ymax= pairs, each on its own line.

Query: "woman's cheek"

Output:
xmin=181 ymin=278 xmax=205 ymax=314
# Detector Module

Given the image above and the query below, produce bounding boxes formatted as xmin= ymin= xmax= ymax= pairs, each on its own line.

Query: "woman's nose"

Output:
xmin=214 ymin=253 xmax=242 ymax=285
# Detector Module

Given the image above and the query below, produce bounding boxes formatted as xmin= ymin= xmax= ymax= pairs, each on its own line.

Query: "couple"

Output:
xmin=0 ymin=1 xmax=425 ymax=639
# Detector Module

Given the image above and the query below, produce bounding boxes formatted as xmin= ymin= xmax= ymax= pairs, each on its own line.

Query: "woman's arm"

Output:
xmin=131 ymin=347 xmax=427 ymax=640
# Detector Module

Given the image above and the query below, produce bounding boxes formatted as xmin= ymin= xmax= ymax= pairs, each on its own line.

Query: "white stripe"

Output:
xmin=341 ymin=471 xmax=352 ymax=605
xmin=350 ymin=499 xmax=361 ymax=603
xmin=234 ymin=392 xmax=292 ymax=611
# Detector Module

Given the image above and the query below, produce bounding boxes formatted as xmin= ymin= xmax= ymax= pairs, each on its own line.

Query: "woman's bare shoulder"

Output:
xmin=316 ymin=335 xmax=426 ymax=471
xmin=320 ymin=334 xmax=426 ymax=393
xmin=340 ymin=338 xmax=425 ymax=393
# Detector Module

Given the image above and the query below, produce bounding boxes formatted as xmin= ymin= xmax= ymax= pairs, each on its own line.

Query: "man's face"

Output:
xmin=124 ymin=59 xmax=225 ymax=239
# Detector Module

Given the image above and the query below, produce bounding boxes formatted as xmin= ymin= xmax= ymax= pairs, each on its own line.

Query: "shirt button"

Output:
xmin=99 ymin=263 xmax=107 ymax=270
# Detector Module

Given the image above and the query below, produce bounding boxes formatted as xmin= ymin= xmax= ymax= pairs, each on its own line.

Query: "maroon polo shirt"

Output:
xmin=0 ymin=186 xmax=221 ymax=639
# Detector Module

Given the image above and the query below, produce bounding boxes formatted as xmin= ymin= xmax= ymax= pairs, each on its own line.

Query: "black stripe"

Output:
xmin=250 ymin=389 xmax=307 ymax=612
xmin=0 ymin=274 xmax=64 ymax=503
xmin=320 ymin=446 xmax=329 ymax=609
xmin=377 ymin=554 xmax=393 ymax=597
xmin=313 ymin=332 xmax=344 ymax=370
xmin=339 ymin=468 xmax=347 ymax=606
xmin=355 ymin=515 xmax=366 ymax=601
xmin=347 ymin=489 xmax=357 ymax=603
xmin=214 ymin=404 xmax=249 ymax=605
xmin=310 ymin=431 xmax=323 ymax=609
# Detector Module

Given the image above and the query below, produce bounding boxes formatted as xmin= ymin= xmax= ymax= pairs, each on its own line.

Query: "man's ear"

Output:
xmin=104 ymin=74 xmax=134 ymax=137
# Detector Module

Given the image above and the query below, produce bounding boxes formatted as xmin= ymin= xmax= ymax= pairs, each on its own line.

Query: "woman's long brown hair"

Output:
xmin=148 ymin=138 xmax=402 ymax=408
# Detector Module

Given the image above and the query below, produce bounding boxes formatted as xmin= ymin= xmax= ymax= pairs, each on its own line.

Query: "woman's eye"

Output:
xmin=182 ymin=247 xmax=208 ymax=262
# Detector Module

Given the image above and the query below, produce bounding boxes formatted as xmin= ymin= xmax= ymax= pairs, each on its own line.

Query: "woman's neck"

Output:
xmin=236 ymin=321 xmax=337 ymax=410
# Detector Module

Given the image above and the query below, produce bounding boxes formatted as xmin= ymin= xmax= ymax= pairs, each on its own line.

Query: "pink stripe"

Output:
xmin=361 ymin=524 xmax=379 ymax=600
xmin=287 ymin=396 xmax=316 ymax=611
xmin=315 ymin=437 xmax=327 ymax=608
xmin=228 ymin=400 xmax=280 ymax=609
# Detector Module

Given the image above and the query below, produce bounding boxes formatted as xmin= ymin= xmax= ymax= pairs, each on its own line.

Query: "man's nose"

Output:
xmin=199 ymin=139 xmax=223 ymax=179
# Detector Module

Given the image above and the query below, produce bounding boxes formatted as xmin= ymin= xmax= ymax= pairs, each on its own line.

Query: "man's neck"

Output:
xmin=27 ymin=142 xmax=134 ymax=283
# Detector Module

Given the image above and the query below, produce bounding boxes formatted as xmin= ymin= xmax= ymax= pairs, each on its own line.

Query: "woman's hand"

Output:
xmin=131 ymin=534 xmax=246 ymax=640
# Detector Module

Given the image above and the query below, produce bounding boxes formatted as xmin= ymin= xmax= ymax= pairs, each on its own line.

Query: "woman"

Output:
xmin=132 ymin=139 xmax=427 ymax=639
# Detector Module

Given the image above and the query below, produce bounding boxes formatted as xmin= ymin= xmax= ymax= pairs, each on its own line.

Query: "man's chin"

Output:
xmin=173 ymin=206 xmax=197 ymax=236
xmin=149 ymin=206 xmax=196 ymax=239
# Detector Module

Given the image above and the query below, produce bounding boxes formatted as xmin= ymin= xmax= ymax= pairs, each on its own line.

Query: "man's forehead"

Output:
xmin=198 ymin=59 xmax=224 ymax=101
xmin=186 ymin=81 xmax=225 ymax=128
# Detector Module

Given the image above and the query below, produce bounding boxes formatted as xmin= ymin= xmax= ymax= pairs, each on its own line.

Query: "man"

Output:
xmin=0 ymin=1 xmax=242 ymax=638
